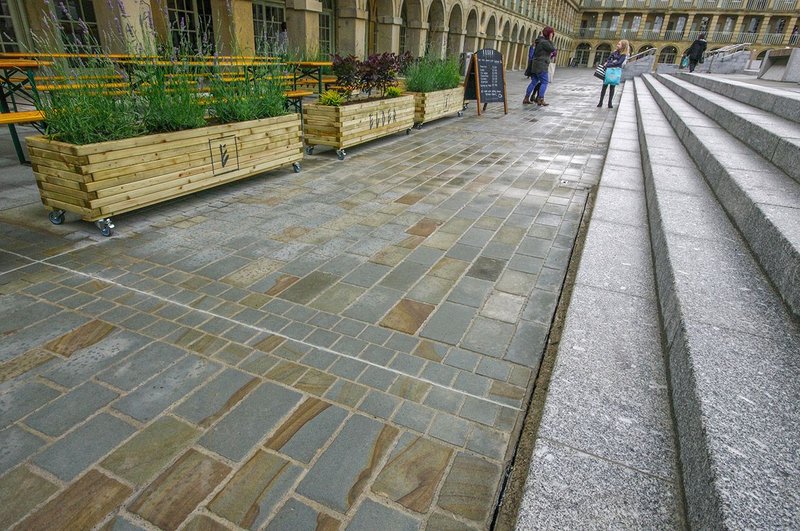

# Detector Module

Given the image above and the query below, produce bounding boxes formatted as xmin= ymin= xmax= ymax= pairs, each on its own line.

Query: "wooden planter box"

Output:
xmin=302 ymin=95 xmax=415 ymax=158
xmin=27 ymin=114 xmax=302 ymax=232
xmin=411 ymin=86 xmax=465 ymax=126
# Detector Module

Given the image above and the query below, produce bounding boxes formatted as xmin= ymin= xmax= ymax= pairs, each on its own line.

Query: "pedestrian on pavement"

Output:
xmin=524 ymin=26 xmax=556 ymax=106
xmin=523 ymin=37 xmax=540 ymax=103
xmin=597 ymin=39 xmax=629 ymax=109
xmin=683 ymin=33 xmax=707 ymax=73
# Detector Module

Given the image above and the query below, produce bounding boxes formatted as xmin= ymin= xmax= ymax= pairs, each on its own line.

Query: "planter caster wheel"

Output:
xmin=48 ymin=209 xmax=65 ymax=225
xmin=292 ymin=162 xmax=301 ymax=173
xmin=463 ymin=102 xmax=469 ymax=110
xmin=305 ymin=146 xmax=314 ymax=155
xmin=457 ymin=111 xmax=463 ymax=117
xmin=336 ymin=149 xmax=346 ymax=160
xmin=414 ymin=123 xmax=423 ymax=130
xmin=406 ymin=128 xmax=411 ymax=135
xmin=95 ymin=218 xmax=114 ymax=237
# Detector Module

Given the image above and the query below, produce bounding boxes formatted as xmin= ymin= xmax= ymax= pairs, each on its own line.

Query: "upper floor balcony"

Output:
xmin=664 ymin=29 xmax=686 ymax=40
xmin=573 ymin=26 xmax=795 ymax=45
xmin=580 ymin=0 xmax=796 ymax=8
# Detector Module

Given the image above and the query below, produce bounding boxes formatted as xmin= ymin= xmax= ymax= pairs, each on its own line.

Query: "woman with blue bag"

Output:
xmin=597 ymin=39 xmax=630 ymax=109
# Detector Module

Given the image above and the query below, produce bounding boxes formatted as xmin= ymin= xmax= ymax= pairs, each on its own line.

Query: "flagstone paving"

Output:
xmin=0 ymin=69 xmax=615 ymax=529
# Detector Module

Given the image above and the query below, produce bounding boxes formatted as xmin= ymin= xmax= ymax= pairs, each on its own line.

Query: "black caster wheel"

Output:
xmin=292 ymin=162 xmax=301 ymax=173
xmin=336 ymin=149 xmax=346 ymax=160
xmin=414 ymin=124 xmax=423 ymax=130
xmin=457 ymin=111 xmax=463 ymax=117
xmin=95 ymin=218 xmax=114 ymax=237
xmin=48 ymin=210 xmax=65 ymax=225
xmin=406 ymin=128 xmax=411 ymax=135
xmin=305 ymin=146 xmax=314 ymax=155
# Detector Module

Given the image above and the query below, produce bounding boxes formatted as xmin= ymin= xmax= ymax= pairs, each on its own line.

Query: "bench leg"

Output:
xmin=6 ymin=123 xmax=28 ymax=164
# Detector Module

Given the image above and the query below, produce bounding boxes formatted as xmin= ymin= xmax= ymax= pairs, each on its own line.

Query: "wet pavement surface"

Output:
xmin=0 ymin=69 xmax=616 ymax=530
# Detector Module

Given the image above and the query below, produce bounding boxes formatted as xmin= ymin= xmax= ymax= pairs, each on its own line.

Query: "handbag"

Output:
xmin=604 ymin=67 xmax=622 ymax=85
xmin=524 ymin=59 xmax=533 ymax=77
xmin=548 ymin=62 xmax=555 ymax=81
xmin=594 ymin=63 xmax=606 ymax=80
xmin=680 ymin=56 xmax=689 ymax=69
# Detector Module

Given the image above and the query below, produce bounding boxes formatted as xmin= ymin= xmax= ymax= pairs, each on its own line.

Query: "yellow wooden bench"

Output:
xmin=0 ymin=109 xmax=44 ymax=125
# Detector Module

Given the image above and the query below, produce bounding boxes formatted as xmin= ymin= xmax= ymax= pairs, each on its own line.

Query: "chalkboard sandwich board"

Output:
xmin=464 ymin=48 xmax=508 ymax=115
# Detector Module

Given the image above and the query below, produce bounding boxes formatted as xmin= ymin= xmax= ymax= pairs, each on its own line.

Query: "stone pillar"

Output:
xmin=377 ymin=16 xmax=402 ymax=53
xmin=406 ymin=22 xmax=429 ymax=57
xmin=428 ymin=25 xmax=448 ymax=58
xmin=287 ymin=0 xmax=323 ymax=56
xmin=447 ymin=30 xmax=466 ymax=57
xmin=212 ymin=0 xmax=255 ymax=55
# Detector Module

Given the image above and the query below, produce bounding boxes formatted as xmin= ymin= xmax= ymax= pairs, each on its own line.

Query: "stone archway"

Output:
xmin=485 ymin=15 xmax=497 ymax=50
xmin=447 ymin=3 xmax=464 ymax=57
xmin=595 ymin=42 xmax=612 ymax=65
xmin=400 ymin=0 xmax=425 ymax=56
xmin=465 ymin=8 xmax=479 ymax=52
xmin=370 ymin=0 xmax=397 ymax=54
xmin=658 ymin=45 xmax=678 ymax=63
xmin=427 ymin=0 xmax=446 ymax=57
xmin=500 ymin=20 xmax=511 ymax=66
xmin=511 ymin=23 xmax=521 ymax=69
xmin=575 ymin=42 xmax=591 ymax=66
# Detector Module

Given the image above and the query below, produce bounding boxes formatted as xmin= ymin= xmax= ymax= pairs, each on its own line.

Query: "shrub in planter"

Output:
xmin=402 ymin=56 xmax=465 ymax=126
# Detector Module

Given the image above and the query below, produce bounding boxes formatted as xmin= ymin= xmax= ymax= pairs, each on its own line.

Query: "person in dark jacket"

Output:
xmin=597 ymin=39 xmax=629 ymax=109
xmin=683 ymin=33 xmax=707 ymax=73
xmin=524 ymin=26 xmax=556 ymax=106
xmin=523 ymin=41 xmax=541 ymax=103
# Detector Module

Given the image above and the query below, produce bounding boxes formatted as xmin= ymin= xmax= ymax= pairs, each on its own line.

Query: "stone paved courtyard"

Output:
xmin=0 ymin=69 xmax=616 ymax=530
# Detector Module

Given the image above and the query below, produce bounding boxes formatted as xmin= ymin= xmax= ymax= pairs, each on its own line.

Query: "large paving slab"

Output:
xmin=0 ymin=69 xmax=615 ymax=529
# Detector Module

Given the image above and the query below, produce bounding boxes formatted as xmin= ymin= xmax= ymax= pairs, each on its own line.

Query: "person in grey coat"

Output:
xmin=683 ymin=33 xmax=707 ymax=73
xmin=523 ymin=26 xmax=556 ymax=106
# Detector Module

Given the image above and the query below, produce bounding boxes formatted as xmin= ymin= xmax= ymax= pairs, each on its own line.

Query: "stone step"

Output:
xmin=517 ymin=84 xmax=684 ymax=528
xmin=657 ymin=72 xmax=800 ymax=184
xmin=673 ymin=71 xmax=800 ymax=124
xmin=641 ymin=73 xmax=800 ymax=320
xmin=633 ymin=76 xmax=800 ymax=530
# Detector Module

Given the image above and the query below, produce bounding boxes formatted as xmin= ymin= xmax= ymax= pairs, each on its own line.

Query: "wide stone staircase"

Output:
xmin=515 ymin=73 xmax=799 ymax=529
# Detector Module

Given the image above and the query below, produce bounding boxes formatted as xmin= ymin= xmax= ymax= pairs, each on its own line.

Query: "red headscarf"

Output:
xmin=543 ymin=27 xmax=555 ymax=40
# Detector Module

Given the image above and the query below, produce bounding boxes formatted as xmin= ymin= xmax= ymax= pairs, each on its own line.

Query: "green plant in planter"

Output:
xmin=208 ymin=62 xmax=288 ymax=122
xmin=319 ymin=90 xmax=345 ymax=106
xmin=403 ymin=55 xmax=461 ymax=93
xmin=384 ymin=86 xmax=403 ymax=98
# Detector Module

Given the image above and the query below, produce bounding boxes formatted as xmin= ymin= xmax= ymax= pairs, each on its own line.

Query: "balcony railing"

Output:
xmin=672 ymin=0 xmax=695 ymax=7
xmin=711 ymin=30 xmax=734 ymax=42
xmin=598 ymin=27 xmax=620 ymax=38
xmin=762 ymin=32 xmax=787 ymax=44
xmin=737 ymin=31 xmax=758 ymax=43
xmin=696 ymin=0 xmax=719 ymax=6
xmin=642 ymin=29 xmax=662 ymax=40
xmin=626 ymin=0 xmax=648 ymax=7
xmin=582 ymin=0 xmax=603 ymax=7
xmin=649 ymin=0 xmax=670 ymax=6
xmin=685 ymin=30 xmax=702 ymax=40
xmin=745 ymin=0 xmax=768 ymax=7
xmin=772 ymin=0 xmax=797 ymax=9
xmin=718 ymin=0 xmax=745 ymax=7
xmin=603 ymin=0 xmax=625 ymax=6
xmin=620 ymin=28 xmax=640 ymax=38
xmin=579 ymin=27 xmax=597 ymax=37
xmin=664 ymin=30 xmax=686 ymax=40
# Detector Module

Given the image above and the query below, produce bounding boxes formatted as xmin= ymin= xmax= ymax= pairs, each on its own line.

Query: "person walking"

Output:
xmin=524 ymin=26 xmax=556 ymax=106
xmin=597 ymin=39 xmax=629 ymax=109
xmin=683 ymin=33 xmax=707 ymax=73
xmin=523 ymin=40 xmax=541 ymax=104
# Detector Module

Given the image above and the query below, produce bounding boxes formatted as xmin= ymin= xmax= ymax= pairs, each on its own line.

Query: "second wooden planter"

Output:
xmin=411 ymin=86 xmax=466 ymax=127
xmin=302 ymin=94 xmax=415 ymax=160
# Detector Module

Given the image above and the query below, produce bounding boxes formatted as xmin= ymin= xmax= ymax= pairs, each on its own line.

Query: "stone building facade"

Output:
xmin=0 ymin=0 xmax=796 ymax=69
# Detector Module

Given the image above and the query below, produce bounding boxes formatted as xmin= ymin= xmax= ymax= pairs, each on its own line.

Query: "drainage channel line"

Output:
xmin=3 ymin=248 xmax=523 ymax=412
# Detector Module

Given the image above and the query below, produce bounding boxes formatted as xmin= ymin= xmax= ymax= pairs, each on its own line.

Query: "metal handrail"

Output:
xmin=705 ymin=42 xmax=750 ymax=58
xmin=627 ymin=47 xmax=657 ymax=62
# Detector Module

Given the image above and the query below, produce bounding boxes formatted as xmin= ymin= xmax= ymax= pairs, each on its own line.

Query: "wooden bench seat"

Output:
xmin=0 ymin=110 xmax=44 ymax=125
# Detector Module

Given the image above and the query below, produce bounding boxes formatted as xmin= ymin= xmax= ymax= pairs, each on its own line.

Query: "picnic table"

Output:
xmin=288 ymin=61 xmax=333 ymax=95
xmin=0 ymin=59 xmax=48 ymax=163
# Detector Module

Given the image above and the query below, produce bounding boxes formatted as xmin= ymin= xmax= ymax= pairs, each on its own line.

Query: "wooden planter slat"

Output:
xmin=28 ymin=114 xmax=302 ymax=221
xmin=303 ymin=95 xmax=414 ymax=150
xmin=411 ymin=87 xmax=465 ymax=125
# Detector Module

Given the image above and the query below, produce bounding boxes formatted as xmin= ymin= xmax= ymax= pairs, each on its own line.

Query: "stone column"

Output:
xmin=377 ymin=16 xmax=402 ymax=53
xmin=428 ymin=25 xmax=448 ymax=58
xmin=212 ymin=0 xmax=255 ymax=55
xmin=406 ymin=22 xmax=429 ymax=57
xmin=286 ymin=0 xmax=323 ymax=56
xmin=447 ymin=30 xmax=466 ymax=57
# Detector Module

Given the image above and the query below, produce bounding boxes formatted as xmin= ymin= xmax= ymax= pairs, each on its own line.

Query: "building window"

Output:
xmin=658 ymin=45 xmax=677 ymax=63
xmin=399 ymin=2 xmax=407 ymax=53
xmin=319 ymin=0 xmax=335 ymax=55
xmin=253 ymin=0 xmax=284 ymax=53
xmin=595 ymin=43 xmax=611 ymax=65
xmin=54 ymin=0 xmax=102 ymax=54
xmin=0 ymin=0 xmax=20 ymax=52
xmin=167 ymin=0 xmax=214 ymax=54
xmin=574 ymin=42 xmax=591 ymax=66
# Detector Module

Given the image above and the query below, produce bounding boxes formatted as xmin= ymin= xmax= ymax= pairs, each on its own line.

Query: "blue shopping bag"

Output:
xmin=680 ymin=55 xmax=689 ymax=69
xmin=604 ymin=67 xmax=622 ymax=86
